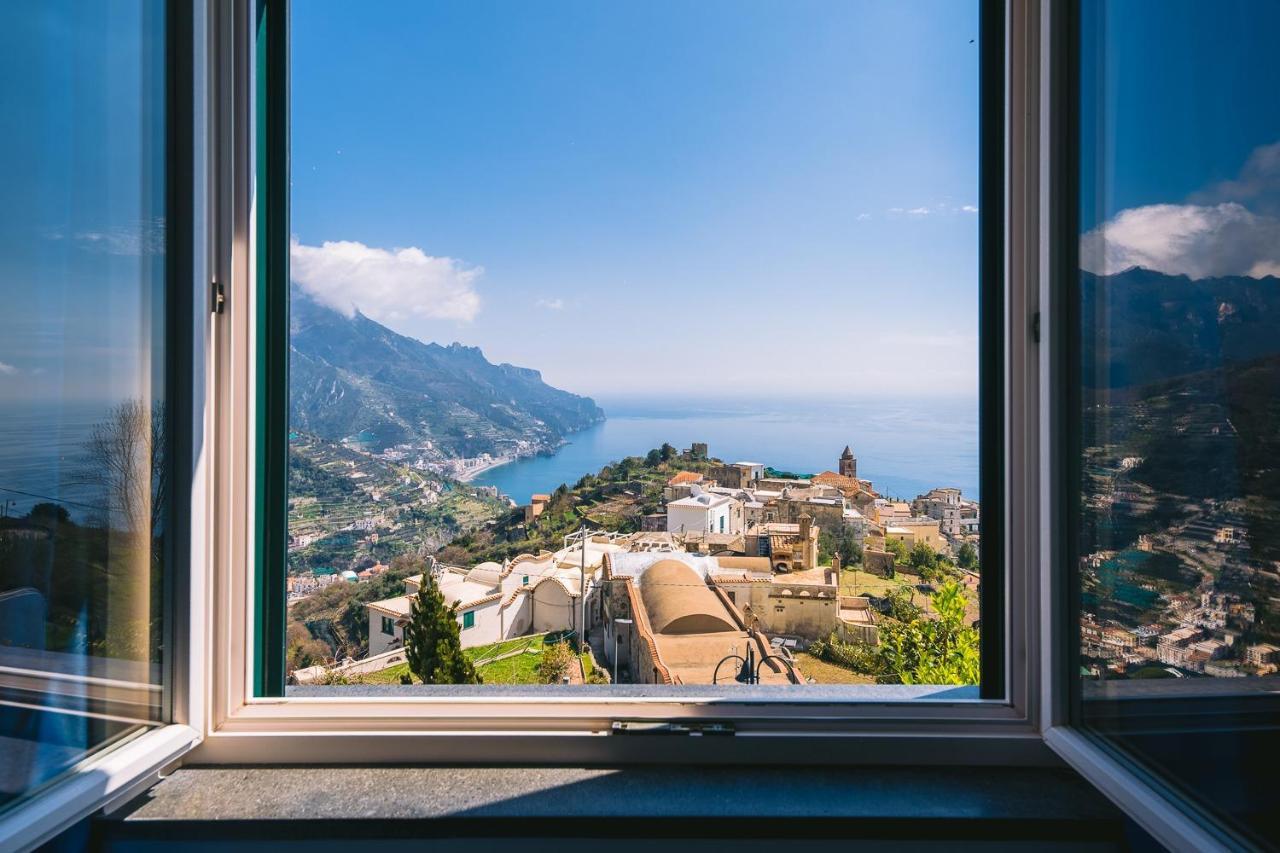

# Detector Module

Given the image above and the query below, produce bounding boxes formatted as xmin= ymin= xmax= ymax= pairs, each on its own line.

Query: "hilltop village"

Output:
xmin=290 ymin=444 xmax=982 ymax=687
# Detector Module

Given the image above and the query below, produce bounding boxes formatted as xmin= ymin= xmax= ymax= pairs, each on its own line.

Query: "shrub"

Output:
xmin=538 ymin=641 xmax=576 ymax=684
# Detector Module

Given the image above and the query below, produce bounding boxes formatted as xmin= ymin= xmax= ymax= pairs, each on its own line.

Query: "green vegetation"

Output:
xmin=288 ymin=433 xmax=503 ymax=576
xmin=957 ymin=541 xmax=978 ymax=571
xmin=764 ymin=467 xmax=812 ymax=480
xmin=437 ymin=445 xmax=724 ymax=564
xmin=882 ymin=536 xmax=909 ymax=563
xmin=818 ymin=522 xmax=863 ymax=567
xmin=809 ymin=581 xmax=979 ymax=686
xmin=537 ymin=640 xmax=576 ymax=683
xmin=361 ymin=632 xmax=573 ymax=685
xmin=286 ymin=553 xmax=427 ymax=669
xmin=404 ymin=577 xmax=480 ymax=685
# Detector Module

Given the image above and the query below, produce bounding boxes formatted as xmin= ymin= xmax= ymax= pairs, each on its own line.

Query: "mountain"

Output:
xmin=1081 ymin=267 xmax=1280 ymax=389
xmin=289 ymin=287 xmax=604 ymax=457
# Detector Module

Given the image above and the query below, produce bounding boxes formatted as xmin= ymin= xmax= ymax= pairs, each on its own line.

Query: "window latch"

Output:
xmin=211 ymin=278 xmax=226 ymax=315
xmin=610 ymin=721 xmax=735 ymax=736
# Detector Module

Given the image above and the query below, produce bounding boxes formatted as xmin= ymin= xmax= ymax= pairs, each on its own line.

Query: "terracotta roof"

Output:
xmin=638 ymin=560 xmax=738 ymax=635
xmin=667 ymin=471 xmax=704 ymax=485
xmin=623 ymin=579 xmax=673 ymax=684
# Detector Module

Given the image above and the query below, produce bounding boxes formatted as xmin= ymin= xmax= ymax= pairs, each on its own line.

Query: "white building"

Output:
xmin=666 ymin=488 xmax=740 ymax=536
xmin=366 ymin=534 xmax=633 ymax=657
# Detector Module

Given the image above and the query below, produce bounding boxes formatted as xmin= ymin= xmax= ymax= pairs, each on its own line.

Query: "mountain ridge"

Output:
xmin=1082 ymin=267 xmax=1280 ymax=389
xmin=289 ymin=287 xmax=604 ymax=458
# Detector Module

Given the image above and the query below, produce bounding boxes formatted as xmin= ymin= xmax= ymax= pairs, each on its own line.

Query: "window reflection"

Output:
xmin=1074 ymin=0 xmax=1280 ymax=844
xmin=0 ymin=1 xmax=168 ymax=811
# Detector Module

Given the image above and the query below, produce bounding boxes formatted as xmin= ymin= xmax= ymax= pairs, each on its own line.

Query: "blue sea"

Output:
xmin=0 ymin=400 xmax=115 ymax=522
xmin=474 ymin=396 xmax=980 ymax=505
xmin=1 ymin=396 xmax=981 ymax=522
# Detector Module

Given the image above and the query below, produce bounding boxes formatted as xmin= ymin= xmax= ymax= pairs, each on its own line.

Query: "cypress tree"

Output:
xmin=403 ymin=579 xmax=480 ymax=685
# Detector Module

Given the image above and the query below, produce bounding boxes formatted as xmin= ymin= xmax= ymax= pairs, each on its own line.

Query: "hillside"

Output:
xmin=1081 ymin=267 xmax=1280 ymax=389
xmin=435 ymin=444 xmax=713 ymax=565
xmin=287 ymin=432 xmax=504 ymax=576
xmin=289 ymin=286 xmax=604 ymax=457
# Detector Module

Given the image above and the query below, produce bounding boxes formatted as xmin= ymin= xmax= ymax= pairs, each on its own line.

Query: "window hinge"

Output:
xmin=1031 ymin=311 xmax=1040 ymax=343
xmin=211 ymin=278 xmax=225 ymax=315
xmin=610 ymin=721 xmax=735 ymax=736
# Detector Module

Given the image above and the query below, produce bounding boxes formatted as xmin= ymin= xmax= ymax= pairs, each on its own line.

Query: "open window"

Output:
xmin=232 ymin=0 xmax=1021 ymax=726
xmin=1043 ymin=1 xmax=1280 ymax=849
xmin=0 ymin=1 xmax=200 ymax=848
xmin=17 ymin=1 xmax=1278 ymax=850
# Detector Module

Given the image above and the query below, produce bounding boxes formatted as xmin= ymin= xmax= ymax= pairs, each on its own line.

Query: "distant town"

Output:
xmin=286 ymin=441 xmax=983 ymax=687
xmin=1080 ymin=429 xmax=1280 ymax=680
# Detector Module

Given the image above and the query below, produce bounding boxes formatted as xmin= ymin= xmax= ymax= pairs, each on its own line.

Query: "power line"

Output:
xmin=0 ymin=485 xmax=106 ymax=513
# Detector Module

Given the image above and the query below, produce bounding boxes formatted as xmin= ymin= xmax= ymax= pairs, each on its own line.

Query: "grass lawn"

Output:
xmin=838 ymin=568 xmax=905 ymax=598
xmin=791 ymin=651 xmax=877 ymax=685
xmin=358 ymin=632 xmax=559 ymax=685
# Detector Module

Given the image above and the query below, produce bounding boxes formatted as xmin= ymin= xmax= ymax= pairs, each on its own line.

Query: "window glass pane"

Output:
xmin=284 ymin=1 xmax=986 ymax=693
xmin=0 ymin=1 xmax=169 ymax=810
xmin=1074 ymin=0 xmax=1280 ymax=843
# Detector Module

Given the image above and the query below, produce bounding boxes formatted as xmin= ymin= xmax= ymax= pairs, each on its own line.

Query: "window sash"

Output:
xmin=204 ymin=0 xmax=1043 ymax=742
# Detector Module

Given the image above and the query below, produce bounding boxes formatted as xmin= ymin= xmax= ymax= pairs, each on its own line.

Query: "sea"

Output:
xmin=474 ymin=396 xmax=980 ymax=506
xmin=0 ymin=400 xmax=116 ymax=522
xmin=0 ymin=396 xmax=981 ymax=522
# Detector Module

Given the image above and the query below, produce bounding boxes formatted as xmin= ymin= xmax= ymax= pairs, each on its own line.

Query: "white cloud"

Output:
xmin=290 ymin=238 xmax=482 ymax=324
xmin=1079 ymin=202 xmax=1280 ymax=278
xmin=906 ymin=207 xmax=931 ymax=216
xmin=856 ymin=213 xmax=872 ymax=221
xmin=535 ymin=297 xmax=565 ymax=311
xmin=0 ymin=361 xmax=17 ymax=375
xmin=961 ymin=205 xmax=979 ymax=213
xmin=65 ymin=219 xmax=166 ymax=256
xmin=1191 ymin=140 xmax=1280 ymax=215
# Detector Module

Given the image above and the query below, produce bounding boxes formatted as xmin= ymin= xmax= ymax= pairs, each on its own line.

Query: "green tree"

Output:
xmin=957 ymin=542 xmax=978 ymax=571
xmin=883 ymin=536 xmax=909 ymax=563
xmin=403 ymin=580 xmax=480 ymax=685
xmin=645 ymin=448 xmax=663 ymax=466
xmin=879 ymin=581 xmax=979 ymax=685
xmin=818 ymin=523 xmax=864 ymax=567
xmin=908 ymin=541 xmax=937 ymax=571
xmin=659 ymin=442 xmax=677 ymax=462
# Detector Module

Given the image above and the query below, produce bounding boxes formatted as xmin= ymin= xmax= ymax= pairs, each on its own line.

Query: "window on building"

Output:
xmin=1068 ymin=1 xmax=1280 ymax=846
xmin=381 ymin=616 xmax=394 ymax=636
xmin=462 ymin=611 xmax=475 ymax=631
xmin=0 ymin=0 xmax=181 ymax=816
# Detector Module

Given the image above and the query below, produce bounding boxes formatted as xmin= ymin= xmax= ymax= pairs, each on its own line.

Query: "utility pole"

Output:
xmin=579 ymin=522 xmax=589 ymax=650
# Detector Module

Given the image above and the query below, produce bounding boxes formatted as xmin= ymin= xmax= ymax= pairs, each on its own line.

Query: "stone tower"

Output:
xmin=839 ymin=445 xmax=857 ymax=479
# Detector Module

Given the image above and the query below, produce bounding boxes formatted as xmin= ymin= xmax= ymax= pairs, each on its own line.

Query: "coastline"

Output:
xmin=456 ymin=455 xmax=516 ymax=482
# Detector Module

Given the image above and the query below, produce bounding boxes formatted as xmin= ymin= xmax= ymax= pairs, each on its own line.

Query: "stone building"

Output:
xmin=707 ymin=461 xmax=764 ymax=490
xmin=745 ymin=514 xmax=819 ymax=573
xmin=839 ymin=444 xmax=857 ymax=480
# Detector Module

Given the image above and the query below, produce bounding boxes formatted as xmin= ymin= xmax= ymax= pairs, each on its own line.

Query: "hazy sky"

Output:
xmin=290 ymin=1 xmax=983 ymax=399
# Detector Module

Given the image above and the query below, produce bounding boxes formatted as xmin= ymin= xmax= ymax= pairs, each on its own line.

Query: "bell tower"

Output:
xmin=839 ymin=445 xmax=856 ymax=479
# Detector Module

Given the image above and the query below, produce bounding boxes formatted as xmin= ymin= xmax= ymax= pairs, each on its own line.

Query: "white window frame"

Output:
xmin=0 ymin=3 xmax=1234 ymax=849
xmin=193 ymin=0 xmax=1048 ymax=768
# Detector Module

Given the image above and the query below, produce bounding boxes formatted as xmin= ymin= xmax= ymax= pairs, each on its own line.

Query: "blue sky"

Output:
xmin=1077 ymin=1 xmax=1280 ymax=279
xmin=9 ymin=4 xmax=1280 ymax=406
xmin=0 ymin=2 xmax=165 ymax=403
xmin=290 ymin=1 xmax=983 ymax=398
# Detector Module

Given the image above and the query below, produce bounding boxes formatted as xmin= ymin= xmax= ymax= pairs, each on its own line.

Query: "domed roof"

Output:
xmin=638 ymin=559 xmax=737 ymax=635
xmin=466 ymin=561 xmax=503 ymax=585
